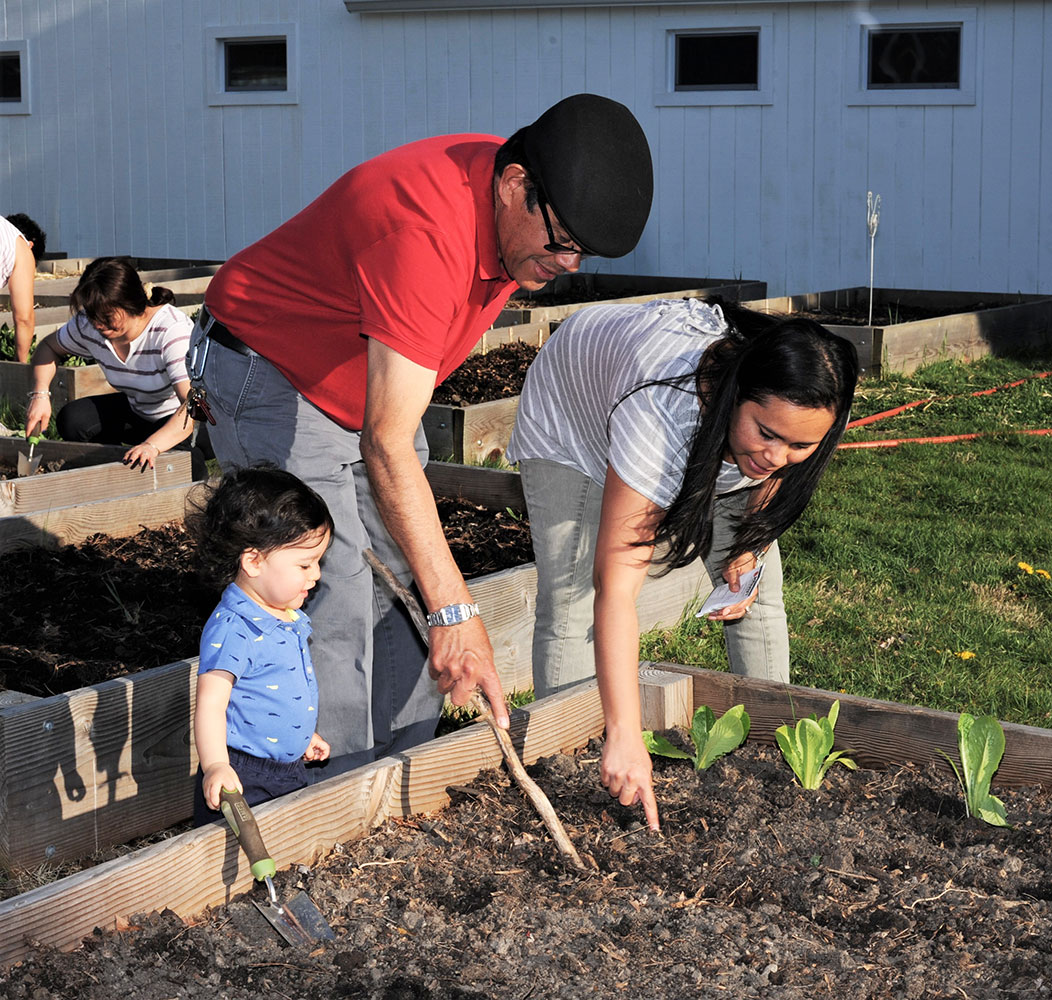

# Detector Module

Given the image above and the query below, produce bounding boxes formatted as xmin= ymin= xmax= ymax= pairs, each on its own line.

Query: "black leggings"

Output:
xmin=56 ymin=392 xmax=210 ymax=480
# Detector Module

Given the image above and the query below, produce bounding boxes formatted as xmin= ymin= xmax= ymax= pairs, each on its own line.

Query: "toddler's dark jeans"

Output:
xmin=193 ymin=746 xmax=309 ymax=827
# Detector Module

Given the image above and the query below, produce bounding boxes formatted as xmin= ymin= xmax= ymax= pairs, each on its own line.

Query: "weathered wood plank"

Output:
xmin=0 ymin=438 xmax=127 ymax=468
xmin=638 ymin=667 xmax=692 ymax=731
xmin=493 ymin=277 xmax=767 ymax=328
xmin=655 ymin=664 xmax=1052 ymax=791
xmin=423 ymin=396 xmax=519 ymax=464
xmin=0 ymin=479 xmax=196 ymax=554
xmin=0 ymin=451 xmax=192 ymax=516
xmin=743 ymin=288 xmax=1052 ymax=376
xmin=0 ymin=359 xmax=115 ymax=409
xmin=0 ymin=658 xmax=198 ymax=872
xmin=425 ymin=461 xmax=525 ymax=509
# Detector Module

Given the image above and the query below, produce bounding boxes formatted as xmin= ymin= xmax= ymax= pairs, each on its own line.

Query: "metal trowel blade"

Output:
xmin=253 ymin=891 xmax=334 ymax=947
xmin=17 ymin=451 xmax=42 ymax=476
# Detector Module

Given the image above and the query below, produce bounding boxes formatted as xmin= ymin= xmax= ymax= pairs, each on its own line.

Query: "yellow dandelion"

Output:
xmin=1018 ymin=561 xmax=1034 ymax=574
xmin=956 ymin=651 xmax=976 ymax=660
xmin=1037 ymin=569 xmax=1051 ymax=580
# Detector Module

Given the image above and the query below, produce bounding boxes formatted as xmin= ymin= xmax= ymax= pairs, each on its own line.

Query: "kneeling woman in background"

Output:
xmin=506 ymin=297 xmax=858 ymax=830
xmin=25 ymin=256 xmax=208 ymax=479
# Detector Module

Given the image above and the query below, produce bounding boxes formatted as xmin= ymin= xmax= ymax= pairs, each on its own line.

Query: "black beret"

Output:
xmin=522 ymin=93 xmax=653 ymax=258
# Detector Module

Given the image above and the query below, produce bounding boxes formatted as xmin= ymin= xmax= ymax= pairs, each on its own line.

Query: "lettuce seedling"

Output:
xmin=938 ymin=713 xmax=1010 ymax=827
xmin=643 ymin=704 xmax=750 ymax=770
xmin=775 ymin=700 xmax=857 ymax=790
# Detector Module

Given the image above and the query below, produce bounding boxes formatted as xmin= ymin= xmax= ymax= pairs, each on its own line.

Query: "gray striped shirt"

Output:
xmin=507 ymin=298 xmax=762 ymax=508
xmin=55 ymin=304 xmax=192 ymax=420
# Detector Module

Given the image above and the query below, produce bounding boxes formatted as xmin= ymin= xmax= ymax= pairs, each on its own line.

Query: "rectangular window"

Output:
xmin=0 ymin=41 xmax=30 ymax=115
xmin=655 ymin=15 xmax=773 ymax=108
xmin=224 ymin=39 xmax=287 ymax=92
xmin=1 ymin=52 xmax=22 ymax=102
xmin=676 ymin=32 xmax=759 ymax=92
xmin=868 ymin=27 xmax=960 ymax=89
xmin=206 ymin=25 xmax=298 ymax=106
xmin=845 ymin=8 xmax=975 ymax=107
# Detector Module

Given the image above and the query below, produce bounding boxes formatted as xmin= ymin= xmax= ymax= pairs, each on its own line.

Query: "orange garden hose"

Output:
xmin=840 ymin=371 xmax=1052 ymax=449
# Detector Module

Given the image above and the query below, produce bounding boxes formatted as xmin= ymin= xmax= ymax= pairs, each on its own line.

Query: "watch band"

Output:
xmin=425 ymin=602 xmax=481 ymax=627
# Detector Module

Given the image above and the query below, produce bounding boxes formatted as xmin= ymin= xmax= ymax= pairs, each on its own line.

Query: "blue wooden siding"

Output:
xmin=0 ymin=0 xmax=1049 ymax=297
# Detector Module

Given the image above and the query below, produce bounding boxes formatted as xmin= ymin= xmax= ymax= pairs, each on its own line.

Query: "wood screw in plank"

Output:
xmin=363 ymin=548 xmax=588 ymax=872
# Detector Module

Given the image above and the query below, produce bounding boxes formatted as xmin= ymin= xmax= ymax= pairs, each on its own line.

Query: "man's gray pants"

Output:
xmin=190 ymin=320 xmax=441 ymax=778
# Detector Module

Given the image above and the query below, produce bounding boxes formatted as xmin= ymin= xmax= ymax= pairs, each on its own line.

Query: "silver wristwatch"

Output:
xmin=425 ymin=602 xmax=481 ymax=627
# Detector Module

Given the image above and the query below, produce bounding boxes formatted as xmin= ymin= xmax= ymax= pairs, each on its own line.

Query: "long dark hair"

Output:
xmin=69 ymin=256 xmax=175 ymax=329
xmin=641 ymin=305 xmax=858 ymax=572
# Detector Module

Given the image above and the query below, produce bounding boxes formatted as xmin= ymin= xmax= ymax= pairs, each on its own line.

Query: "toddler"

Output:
xmin=186 ymin=466 xmax=335 ymax=825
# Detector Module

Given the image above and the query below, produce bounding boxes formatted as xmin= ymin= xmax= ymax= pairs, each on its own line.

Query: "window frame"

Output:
xmin=205 ymin=24 xmax=299 ymax=107
xmin=845 ymin=7 xmax=976 ymax=107
xmin=654 ymin=13 xmax=774 ymax=108
xmin=0 ymin=40 xmax=31 ymax=116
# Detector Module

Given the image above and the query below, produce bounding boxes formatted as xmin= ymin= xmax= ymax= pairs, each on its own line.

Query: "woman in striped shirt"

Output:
xmin=507 ymin=298 xmax=858 ymax=830
xmin=25 ymin=257 xmax=206 ymax=478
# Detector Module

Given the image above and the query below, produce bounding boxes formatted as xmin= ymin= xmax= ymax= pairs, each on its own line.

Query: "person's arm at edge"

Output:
xmin=9 ymin=236 xmax=36 ymax=363
xmin=593 ymin=464 xmax=663 ymax=831
xmin=359 ymin=336 xmax=510 ymax=728
xmin=194 ymin=669 xmax=240 ymax=810
xmin=24 ymin=332 xmax=66 ymax=437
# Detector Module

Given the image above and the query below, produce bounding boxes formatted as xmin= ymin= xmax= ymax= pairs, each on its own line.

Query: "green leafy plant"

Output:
xmin=643 ymin=704 xmax=750 ymax=770
xmin=775 ymin=700 xmax=857 ymax=789
xmin=0 ymin=323 xmax=87 ymax=366
xmin=938 ymin=713 xmax=1010 ymax=827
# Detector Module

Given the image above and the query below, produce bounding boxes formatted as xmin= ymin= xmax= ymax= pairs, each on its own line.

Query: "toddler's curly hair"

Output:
xmin=185 ymin=465 xmax=335 ymax=587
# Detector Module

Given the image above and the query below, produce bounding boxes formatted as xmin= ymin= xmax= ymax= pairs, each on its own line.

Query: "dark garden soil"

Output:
xmin=3 ymin=738 xmax=1050 ymax=999
xmin=431 ymin=342 xmax=540 ymax=406
xmin=0 ymin=459 xmax=65 ymax=479
xmin=0 ymin=499 xmax=532 ymax=699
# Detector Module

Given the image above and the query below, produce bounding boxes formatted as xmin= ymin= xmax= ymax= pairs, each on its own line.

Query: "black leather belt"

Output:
xmin=201 ymin=306 xmax=254 ymax=357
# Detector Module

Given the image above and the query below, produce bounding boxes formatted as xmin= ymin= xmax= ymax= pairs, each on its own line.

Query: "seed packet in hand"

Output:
xmin=696 ymin=564 xmax=766 ymax=617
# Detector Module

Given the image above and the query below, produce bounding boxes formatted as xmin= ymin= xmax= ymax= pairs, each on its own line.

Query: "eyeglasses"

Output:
xmin=536 ymin=190 xmax=592 ymax=259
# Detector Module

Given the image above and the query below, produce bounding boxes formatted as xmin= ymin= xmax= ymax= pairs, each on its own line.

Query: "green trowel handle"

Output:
xmin=219 ymin=787 xmax=277 ymax=882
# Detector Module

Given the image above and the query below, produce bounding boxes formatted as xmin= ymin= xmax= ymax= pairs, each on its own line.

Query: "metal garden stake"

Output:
xmin=867 ymin=190 xmax=881 ymax=327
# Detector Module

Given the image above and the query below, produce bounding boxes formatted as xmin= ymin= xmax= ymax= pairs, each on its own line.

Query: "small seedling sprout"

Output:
xmin=643 ymin=704 xmax=750 ymax=770
xmin=938 ymin=713 xmax=1011 ymax=828
xmin=775 ymin=700 xmax=857 ymax=790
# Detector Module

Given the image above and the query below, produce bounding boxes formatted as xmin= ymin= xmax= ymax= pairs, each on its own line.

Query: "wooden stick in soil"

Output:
xmin=363 ymin=547 xmax=588 ymax=871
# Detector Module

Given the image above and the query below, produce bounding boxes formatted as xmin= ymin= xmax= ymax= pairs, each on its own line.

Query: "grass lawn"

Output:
xmin=640 ymin=353 xmax=1052 ymax=729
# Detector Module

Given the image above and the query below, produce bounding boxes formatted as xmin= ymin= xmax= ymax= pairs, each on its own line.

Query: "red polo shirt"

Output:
xmin=205 ymin=134 xmax=517 ymax=430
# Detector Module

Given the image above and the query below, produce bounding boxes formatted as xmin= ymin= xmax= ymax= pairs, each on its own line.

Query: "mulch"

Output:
xmin=2 ymin=737 xmax=1049 ymax=998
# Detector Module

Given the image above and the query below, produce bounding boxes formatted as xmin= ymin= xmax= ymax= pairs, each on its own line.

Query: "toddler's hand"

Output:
xmin=303 ymin=733 xmax=330 ymax=762
xmin=202 ymin=763 xmax=241 ymax=810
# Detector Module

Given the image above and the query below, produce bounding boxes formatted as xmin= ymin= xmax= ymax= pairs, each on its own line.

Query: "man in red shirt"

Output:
xmin=188 ymin=93 xmax=653 ymax=777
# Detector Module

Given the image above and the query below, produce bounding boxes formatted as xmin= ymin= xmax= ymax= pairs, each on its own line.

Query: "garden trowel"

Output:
xmin=219 ymin=787 xmax=335 ymax=947
xmin=17 ymin=436 xmax=41 ymax=476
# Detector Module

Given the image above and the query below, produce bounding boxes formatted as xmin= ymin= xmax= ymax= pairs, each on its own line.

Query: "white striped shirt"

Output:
xmin=0 ymin=216 xmax=28 ymax=288
xmin=54 ymin=304 xmax=193 ymax=420
xmin=507 ymin=299 xmax=763 ymax=508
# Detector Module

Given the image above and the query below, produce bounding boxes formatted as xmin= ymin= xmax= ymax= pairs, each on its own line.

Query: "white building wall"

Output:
xmin=1 ymin=0 xmax=1049 ymax=297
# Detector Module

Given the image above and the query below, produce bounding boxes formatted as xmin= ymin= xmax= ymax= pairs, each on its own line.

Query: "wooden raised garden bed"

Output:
xmin=2 ymin=664 xmax=1049 ymax=975
xmin=0 ymin=358 xmax=114 ymax=410
xmin=0 ymin=462 xmax=709 ymax=873
xmin=744 ymin=287 xmax=1052 ymax=376
xmin=0 ymin=439 xmax=195 ymax=555
xmin=493 ymin=273 xmax=766 ymax=327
